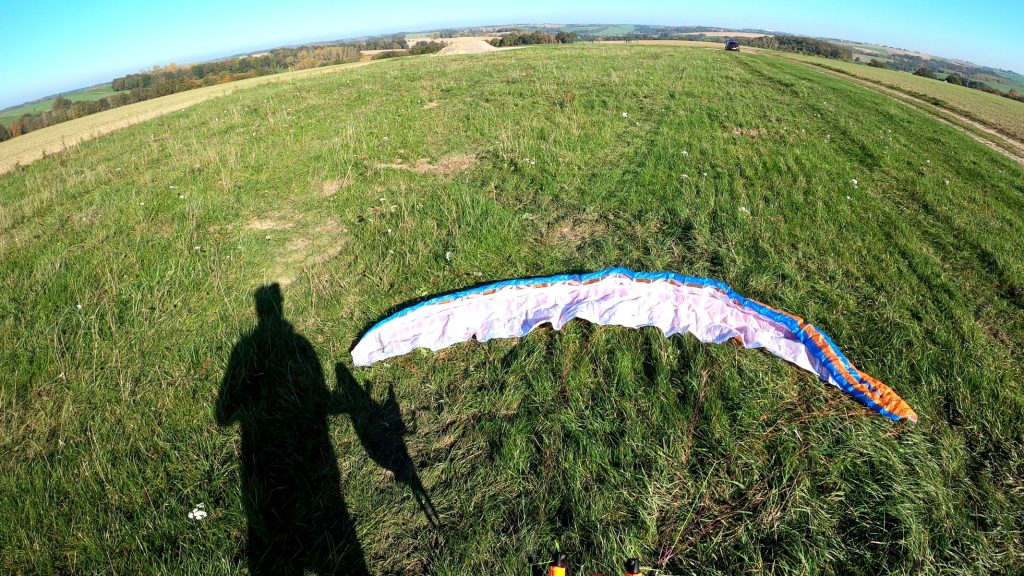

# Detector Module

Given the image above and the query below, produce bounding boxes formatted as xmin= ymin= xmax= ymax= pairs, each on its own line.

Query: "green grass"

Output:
xmin=0 ymin=84 xmax=116 ymax=126
xmin=779 ymin=53 xmax=1024 ymax=141
xmin=2 ymin=45 xmax=1023 ymax=574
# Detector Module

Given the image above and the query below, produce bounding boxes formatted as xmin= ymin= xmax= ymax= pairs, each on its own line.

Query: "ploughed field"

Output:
xmin=2 ymin=45 xmax=1023 ymax=574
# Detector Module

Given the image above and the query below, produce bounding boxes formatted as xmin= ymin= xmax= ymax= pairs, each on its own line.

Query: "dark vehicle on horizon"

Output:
xmin=725 ymin=40 xmax=740 ymax=51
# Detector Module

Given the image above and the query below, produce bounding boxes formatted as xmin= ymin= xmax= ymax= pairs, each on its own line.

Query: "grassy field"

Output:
xmin=562 ymin=24 xmax=636 ymax=36
xmin=0 ymin=84 xmax=116 ymax=126
xmin=781 ymin=53 xmax=1024 ymax=142
xmin=0 ymin=61 xmax=372 ymax=175
xmin=2 ymin=45 xmax=1023 ymax=575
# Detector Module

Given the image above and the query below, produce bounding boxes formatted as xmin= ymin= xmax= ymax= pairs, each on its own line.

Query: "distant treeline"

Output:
xmin=742 ymin=35 xmax=853 ymax=60
xmin=3 ymin=43 xmax=366 ymax=140
xmin=372 ymin=41 xmax=446 ymax=60
xmin=488 ymin=31 xmax=580 ymax=47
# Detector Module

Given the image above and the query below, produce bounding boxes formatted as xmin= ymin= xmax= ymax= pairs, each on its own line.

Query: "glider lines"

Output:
xmin=351 ymin=268 xmax=917 ymax=422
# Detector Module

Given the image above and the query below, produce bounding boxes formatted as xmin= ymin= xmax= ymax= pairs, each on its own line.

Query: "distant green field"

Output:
xmin=562 ymin=24 xmax=636 ymax=36
xmin=0 ymin=84 xmax=115 ymax=126
xmin=989 ymin=69 xmax=1024 ymax=91
xmin=782 ymin=53 xmax=1024 ymax=141
xmin=2 ymin=46 xmax=1023 ymax=574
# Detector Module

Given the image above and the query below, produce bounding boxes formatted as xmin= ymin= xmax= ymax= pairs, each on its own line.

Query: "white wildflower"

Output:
xmin=188 ymin=504 xmax=208 ymax=521
xmin=169 ymin=185 xmax=178 ymax=189
xmin=682 ymin=151 xmax=689 ymax=157
xmin=622 ymin=112 xmax=629 ymax=118
xmin=390 ymin=205 xmax=397 ymax=212
xmin=76 ymin=303 xmax=82 ymax=310
xmin=681 ymin=174 xmax=689 ymax=179
xmin=850 ymin=179 xmax=859 ymax=187
xmin=944 ymin=179 xmax=950 ymax=185
xmin=702 ymin=172 xmax=708 ymax=177
xmin=445 ymin=251 xmax=453 ymax=262
xmin=739 ymin=207 xmax=750 ymax=214
xmin=193 ymin=246 xmax=201 ymax=251
xmin=179 ymin=194 xmax=186 ymax=199
xmin=846 ymin=195 xmax=852 ymax=200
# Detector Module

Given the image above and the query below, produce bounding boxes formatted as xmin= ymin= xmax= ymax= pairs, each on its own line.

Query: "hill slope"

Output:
xmin=2 ymin=45 xmax=1023 ymax=574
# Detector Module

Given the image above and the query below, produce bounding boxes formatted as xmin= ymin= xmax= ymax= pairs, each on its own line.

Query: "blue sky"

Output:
xmin=1 ymin=0 xmax=1022 ymax=109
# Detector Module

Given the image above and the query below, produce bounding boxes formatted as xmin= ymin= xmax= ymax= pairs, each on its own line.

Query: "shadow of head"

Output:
xmin=254 ymin=283 xmax=284 ymax=324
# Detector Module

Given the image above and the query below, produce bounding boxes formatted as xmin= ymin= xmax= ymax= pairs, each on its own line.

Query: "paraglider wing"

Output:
xmin=351 ymin=268 xmax=917 ymax=422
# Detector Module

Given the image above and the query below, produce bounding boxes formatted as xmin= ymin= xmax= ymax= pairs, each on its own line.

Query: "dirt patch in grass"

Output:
xmin=727 ymin=126 xmax=768 ymax=138
xmin=422 ymin=101 xmax=440 ymax=110
xmin=319 ymin=174 xmax=354 ymax=197
xmin=319 ymin=168 xmax=355 ymax=197
xmin=248 ymin=214 xmax=297 ymax=231
xmin=543 ymin=212 xmax=609 ymax=250
xmin=379 ymin=154 xmax=476 ymax=177
xmin=271 ymin=220 xmax=348 ymax=285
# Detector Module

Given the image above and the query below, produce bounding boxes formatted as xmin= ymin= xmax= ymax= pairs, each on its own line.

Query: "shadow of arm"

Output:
xmin=216 ymin=342 xmax=246 ymax=426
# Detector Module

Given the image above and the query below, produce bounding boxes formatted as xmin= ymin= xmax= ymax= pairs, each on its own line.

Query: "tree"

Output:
xmin=555 ymin=31 xmax=580 ymax=43
xmin=408 ymin=41 xmax=445 ymax=55
xmin=945 ymin=74 xmax=964 ymax=86
xmin=913 ymin=67 xmax=937 ymax=79
xmin=867 ymin=59 xmax=887 ymax=68
xmin=52 ymin=95 xmax=73 ymax=112
xmin=496 ymin=32 xmax=520 ymax=47
xmin=0 ymin=123 xmax=11 ymax=142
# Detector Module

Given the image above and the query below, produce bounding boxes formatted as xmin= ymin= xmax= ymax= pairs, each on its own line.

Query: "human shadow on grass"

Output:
xmin=217 ymin=284 xmax=369 ymax=576
xmin=333 ymin=363 xmax=441 ymax=528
